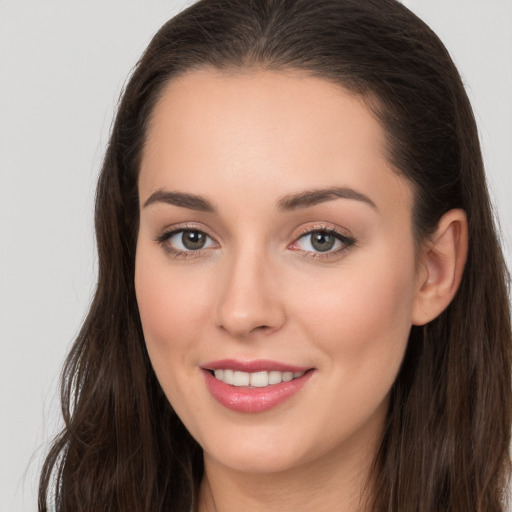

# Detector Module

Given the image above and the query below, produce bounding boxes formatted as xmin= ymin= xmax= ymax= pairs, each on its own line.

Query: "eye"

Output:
xmin=291 ymin=228 xmax=355 ymax=256
xmin=158 ymin=229 xmax=217 ymax=254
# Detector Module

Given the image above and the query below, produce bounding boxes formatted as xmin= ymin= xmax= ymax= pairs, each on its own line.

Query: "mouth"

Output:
xmin=208 ymin=369 xmax=307 ymax=388
xmin=201 ymin=359 xmax=315 ymax=413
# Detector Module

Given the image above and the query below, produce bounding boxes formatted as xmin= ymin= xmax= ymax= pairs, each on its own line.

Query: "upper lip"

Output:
xmin=201 ymin=359 xmax=312 ymax=373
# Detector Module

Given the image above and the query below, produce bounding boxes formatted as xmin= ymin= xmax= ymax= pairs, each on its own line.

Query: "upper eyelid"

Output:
xmin=292 ymin=223 xmax=354 ymax=241
xmin=156 ymin=227 xmax=219 ymax=257
xmin=289 ymin=224 xmax=356 ymax=254
xmin=156 ymin=223 xmax=218 ymax=240
xmin=289 ymin=230 xmax=356 ymax=264
xmin=294 ymin=231 xmax=354 ymax=246
xmin=155 ymin=227 xmax=220 ymax=256
xmin=155 ymin=222 xmax=355 ymax=249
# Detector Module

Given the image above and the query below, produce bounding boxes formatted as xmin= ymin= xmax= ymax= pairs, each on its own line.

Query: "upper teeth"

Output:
xmin=213 ymin=369 xmax=305 ymax=387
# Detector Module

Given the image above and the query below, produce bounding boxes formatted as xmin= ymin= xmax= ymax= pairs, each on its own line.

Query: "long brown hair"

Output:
xmin=39 ymin=1 xmax=512 ymax=510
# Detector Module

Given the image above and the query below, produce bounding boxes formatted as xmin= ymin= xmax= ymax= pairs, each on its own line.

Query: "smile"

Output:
xmin=212 ymin=369 xmax=306 ymax=387
xmin=201 ymin=360 xmax=315 ymax=413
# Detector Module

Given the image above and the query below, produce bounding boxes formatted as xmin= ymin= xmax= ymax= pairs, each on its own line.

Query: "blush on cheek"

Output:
xmin=135 ymin=255 xmax=211 ymax=366
xmin=135 ymin=261 xmax=180 ymax=366
xmin=298 ymin=261 xmax=415 ymax=382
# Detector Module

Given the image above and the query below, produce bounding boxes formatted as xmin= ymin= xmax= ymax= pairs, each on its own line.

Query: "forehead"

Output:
xmin=139 ymin=68 xmax=412 ymax=217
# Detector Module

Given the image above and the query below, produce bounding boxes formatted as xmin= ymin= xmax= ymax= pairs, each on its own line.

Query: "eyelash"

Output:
xmin=155 ymin=224 xmax=356 ymax=260
xmin=290 ymin=225 xmax=356 ymax=260
xmin=155 ymin=224 xmax=217 ymax=259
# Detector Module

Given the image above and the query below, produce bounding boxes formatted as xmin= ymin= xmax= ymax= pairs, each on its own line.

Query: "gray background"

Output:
xmin=1 ymin=1 xmax=511 ymax=510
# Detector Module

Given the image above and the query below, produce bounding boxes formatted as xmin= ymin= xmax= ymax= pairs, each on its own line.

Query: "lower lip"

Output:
xmin=202 ymin=369 xmax=314 ymax=413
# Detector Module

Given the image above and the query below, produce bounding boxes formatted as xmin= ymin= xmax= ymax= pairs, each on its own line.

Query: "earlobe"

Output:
xmin=412 ymin=209 xmax=468 ymax=326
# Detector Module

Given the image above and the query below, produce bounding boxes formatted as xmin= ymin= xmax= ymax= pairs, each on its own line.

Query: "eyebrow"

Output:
xmin=143 ymin=190 xmax=216 ymax=212
xmin=142 ymin=186 xmax=377 ymax=213
xmin=277 ymin=187 xmax=377 ymax=211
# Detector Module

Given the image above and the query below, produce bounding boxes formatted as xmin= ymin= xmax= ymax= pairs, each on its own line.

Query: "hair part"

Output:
xmin=40 ymin=1 xmax=511 ymax=511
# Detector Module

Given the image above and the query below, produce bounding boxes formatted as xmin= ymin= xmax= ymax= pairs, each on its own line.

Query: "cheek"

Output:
xmin=134 ymin=249 xmax=220 ymax=432
xmin=134 ymin=244 xmax=209 ymax=369
xmin=291 ymin=245 xmax=417 ymax=381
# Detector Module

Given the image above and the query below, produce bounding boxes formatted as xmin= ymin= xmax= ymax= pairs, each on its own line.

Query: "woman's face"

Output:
xmin=135 ymin=69 xmax=424 ymax=475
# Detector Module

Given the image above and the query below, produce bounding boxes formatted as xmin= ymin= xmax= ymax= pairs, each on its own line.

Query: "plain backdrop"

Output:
xmin=1 ymin=1 xmax=511 ymax=511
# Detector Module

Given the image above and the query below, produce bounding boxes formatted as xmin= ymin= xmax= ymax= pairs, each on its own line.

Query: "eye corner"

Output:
xmin=155 ymin=225 xmax=219 ymax=258
xmin=289 ymin=225 xmax=357 ymax=260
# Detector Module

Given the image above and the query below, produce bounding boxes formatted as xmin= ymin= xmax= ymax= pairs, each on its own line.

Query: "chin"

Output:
xmin=203 ymin=443 xmax=306 ymax=474
xmin=196 ymin=419 xmax=328 ymax=475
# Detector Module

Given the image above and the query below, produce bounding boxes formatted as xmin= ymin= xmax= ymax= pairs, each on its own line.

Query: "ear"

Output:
xmin=412 ymin=209 xmax=468 ymax=326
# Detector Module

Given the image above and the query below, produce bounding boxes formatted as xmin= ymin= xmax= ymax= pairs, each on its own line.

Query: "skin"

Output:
xmin=135 ymin=69 xmax=441 ymax=511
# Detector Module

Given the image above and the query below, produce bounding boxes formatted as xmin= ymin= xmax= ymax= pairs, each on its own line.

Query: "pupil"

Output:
xmin=182 ymin=230 xmax=206 ymax=250
xmin=311 ymin=231 xmax=335 ymax=252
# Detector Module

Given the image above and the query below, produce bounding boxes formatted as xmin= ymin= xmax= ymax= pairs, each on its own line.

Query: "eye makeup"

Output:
xmin=288 ymin=223 xmax=356 ymax=261
xmin=154 ymin=221 xmax=356 ymax=261
xmin=155 ymin=223 xmax=220 ymax=259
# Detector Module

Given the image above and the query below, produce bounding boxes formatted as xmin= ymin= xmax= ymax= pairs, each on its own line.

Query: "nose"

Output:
xmin=214 ymin=247 xmax=286 ymax=339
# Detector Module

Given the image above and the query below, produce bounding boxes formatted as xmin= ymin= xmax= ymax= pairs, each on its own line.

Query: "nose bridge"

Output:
xmin=215 ymin=239 xmax=285 ymax=338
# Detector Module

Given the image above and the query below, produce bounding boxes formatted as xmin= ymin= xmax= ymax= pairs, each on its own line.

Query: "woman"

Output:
xmin=39 ymin=0 xmax=512 ymax=511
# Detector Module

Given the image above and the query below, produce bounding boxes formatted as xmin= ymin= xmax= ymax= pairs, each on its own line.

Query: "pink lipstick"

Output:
xmin=201 ymin=359 xmax=314 ymax=413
